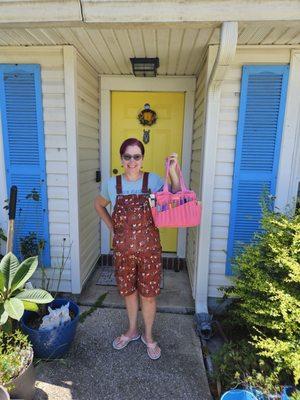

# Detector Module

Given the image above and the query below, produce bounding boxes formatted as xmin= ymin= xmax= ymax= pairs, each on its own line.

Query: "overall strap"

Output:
xmin=116 ymin=175 xmax=122 ymax=194
xmin=142 ymin=172 xmax=149 ymax=193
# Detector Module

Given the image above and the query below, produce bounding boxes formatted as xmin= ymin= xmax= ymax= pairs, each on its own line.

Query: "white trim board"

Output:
xmin=100 ymin=76 xmax=196 ymax=257
xmin=63 ymin=46 xmax=81 ymax=294
xmin=195 ymin=22 xmax=238 ymax=314
xmin=276 ymin=50 xmax=300 ymax=213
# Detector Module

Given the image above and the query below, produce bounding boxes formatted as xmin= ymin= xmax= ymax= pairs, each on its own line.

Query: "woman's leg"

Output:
xmin=140 ymin=295 xmax=161 ymax=359
xmin=123 ymin=290 xmax=139 ymax=336
xmin=139 ymin=295 xmax=156 ymax=342
xmin=113 ymin=290 xmax=139 ymax=348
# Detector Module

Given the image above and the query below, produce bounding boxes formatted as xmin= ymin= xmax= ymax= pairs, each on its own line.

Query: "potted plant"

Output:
xmin=0 ymin=330 xmax=35 ymax=400
xmin=11 ymin=188 xmax=80 ymax=360
xmin=19 ymin=238 xmax=80 ymax=359
xmin=20 ymin=298 xmax=80 ymax=360
xmin=0 ymin=252 xmax=53 ymax=399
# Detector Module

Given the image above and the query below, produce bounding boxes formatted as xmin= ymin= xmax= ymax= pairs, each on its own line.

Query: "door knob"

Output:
xmin=113 ymin=168 xmax=118 ymax=174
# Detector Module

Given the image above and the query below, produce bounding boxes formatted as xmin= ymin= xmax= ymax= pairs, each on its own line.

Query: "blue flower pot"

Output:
xmin=281 ymin=386 xmax=296 ymax=400
xmin=221 ymin=389 xmax=259 ymax=399
xmin=20 ymin=299 xmax=80 ymax=359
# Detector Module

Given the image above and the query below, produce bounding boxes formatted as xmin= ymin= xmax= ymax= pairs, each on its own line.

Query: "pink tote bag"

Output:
xmin=151 ymin=158 xmax=202 ymax=228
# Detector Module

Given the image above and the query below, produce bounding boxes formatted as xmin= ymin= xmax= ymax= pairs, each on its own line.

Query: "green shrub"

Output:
xmin=212 ymin=340 xmax=281 ymax=395
xmin=219 ymin=205 xmax=300 ymax=387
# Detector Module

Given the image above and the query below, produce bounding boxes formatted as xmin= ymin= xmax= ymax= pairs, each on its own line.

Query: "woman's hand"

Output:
xmin=167 ymin=152 xmax=178 ymax=171
xmin=166 ymin=153 xmax=181 ymax=193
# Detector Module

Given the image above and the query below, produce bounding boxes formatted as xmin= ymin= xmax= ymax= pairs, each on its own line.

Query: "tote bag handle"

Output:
xmin=162 ymin=157 xmax=188 ymax=193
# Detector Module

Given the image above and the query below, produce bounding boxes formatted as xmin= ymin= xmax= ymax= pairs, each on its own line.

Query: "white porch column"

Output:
xmin=195 ymin=21 xmax=238 ymax=315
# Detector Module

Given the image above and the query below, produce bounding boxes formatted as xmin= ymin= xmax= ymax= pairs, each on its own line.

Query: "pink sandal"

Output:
xmin=112 ymin=333 xmax=141 ymax=350
xmin=141 ymin=335 xmax=161 ymax=360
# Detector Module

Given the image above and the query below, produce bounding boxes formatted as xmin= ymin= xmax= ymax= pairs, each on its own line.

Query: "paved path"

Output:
xmin=34 ymin=307 xmax=212 ymax=400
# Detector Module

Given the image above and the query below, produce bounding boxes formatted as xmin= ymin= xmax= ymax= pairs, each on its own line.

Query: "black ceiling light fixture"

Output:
xmin=130 ymin=57 xmax=160 ymax=77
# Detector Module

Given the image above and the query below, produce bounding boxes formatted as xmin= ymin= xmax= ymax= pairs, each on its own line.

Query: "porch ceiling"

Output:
xmin=0 ymin=24 xmax=300 ymax=75
xmin=0 ymin=26 xmax=219 ymax=75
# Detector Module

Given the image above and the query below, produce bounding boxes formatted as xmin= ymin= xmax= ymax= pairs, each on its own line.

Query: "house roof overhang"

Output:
xmin=0 ymin=0 xmax=300 ymax=27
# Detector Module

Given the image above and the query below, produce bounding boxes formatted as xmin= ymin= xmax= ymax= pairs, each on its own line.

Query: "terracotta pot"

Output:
xmin=0 ymin=385 xmax=10 ymax=400
xmin=9 ymin=350 xmax=36 ymax=400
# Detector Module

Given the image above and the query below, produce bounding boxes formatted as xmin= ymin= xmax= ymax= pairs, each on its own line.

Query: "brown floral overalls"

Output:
xmin=112 ymin=172 xmax=162 ymax=297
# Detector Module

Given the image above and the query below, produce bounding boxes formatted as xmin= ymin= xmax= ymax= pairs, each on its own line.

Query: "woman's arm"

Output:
xmin=168 ymin=153 xmax=181 ymax=193
xmin=94 ymin=195 xmax=113 ymax=233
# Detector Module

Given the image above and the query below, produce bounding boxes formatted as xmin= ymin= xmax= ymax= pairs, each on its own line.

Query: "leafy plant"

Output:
xmin=38 ymin=237 xmax=71 ymax=299
xmin=212 ymin=340 xmax=281 ymax=395
xmin=0 ymin=228 xmax=6 ymax=243
xmin=19 ymin=189 xmax=46 ymax=261
xmin=25 ymin=189 xmax=39 ymax=202
xmin=291 ymin=390 xmax=300 ymax=400
xmin=79 ymin=292 xmax=107 ymax=323
xmin=0 ymin=329 xmax=32 ymax=390
xmin=0 ymin=252 xmax=53 ymax=332
xmin=216 ymin=204 xmax=300 ymax=391
xmin=18 ymin=189 xmax=69 ymax=297
xmin=20 ymin=232 xmax=45 ymax=261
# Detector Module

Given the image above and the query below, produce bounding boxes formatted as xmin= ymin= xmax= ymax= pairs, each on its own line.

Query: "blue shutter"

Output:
xmin=226 ymin=65 xmax=289 ymax=275
xmin=0 ymin=64 xmax=51 ymax=267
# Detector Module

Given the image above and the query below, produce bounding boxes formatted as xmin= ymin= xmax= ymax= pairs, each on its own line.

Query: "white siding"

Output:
xmin=186 ymin=54 xmax=209 ymax=297
xmin=208 ymin=47 xmax=291 ymax=298
xmin=0 ymin=47 xmax=72 ymax=292
xmin=76 ymin=54 xmax=100 ymax=285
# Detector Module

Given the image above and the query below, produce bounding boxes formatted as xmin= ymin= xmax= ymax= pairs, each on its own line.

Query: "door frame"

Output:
xmin=99 ymin=75 xmax=196 ymax=257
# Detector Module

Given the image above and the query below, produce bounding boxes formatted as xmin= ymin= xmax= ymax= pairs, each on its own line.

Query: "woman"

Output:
xmin=94 ymin=138 xmax=180 ymax=360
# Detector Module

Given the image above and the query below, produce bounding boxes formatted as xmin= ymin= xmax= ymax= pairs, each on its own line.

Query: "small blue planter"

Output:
xmin=221 ymin=389 xmax=259 ymax=399
xmin=20 ymin=299 xmax=80 ymax=359
xmin=281 ymin=386 xmax=296 ymax=400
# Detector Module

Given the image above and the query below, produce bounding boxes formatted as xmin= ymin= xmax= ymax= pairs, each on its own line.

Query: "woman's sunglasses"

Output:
xmin=122 ymin=154 xmax=143 ymax=161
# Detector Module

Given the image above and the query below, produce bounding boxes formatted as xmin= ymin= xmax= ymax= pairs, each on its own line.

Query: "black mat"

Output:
xmin=96 ymin=265 xmax=164 ymax=289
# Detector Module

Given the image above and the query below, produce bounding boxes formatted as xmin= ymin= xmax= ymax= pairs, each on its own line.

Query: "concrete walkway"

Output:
xmin=34 ymin=307 xmax=212 ymax=400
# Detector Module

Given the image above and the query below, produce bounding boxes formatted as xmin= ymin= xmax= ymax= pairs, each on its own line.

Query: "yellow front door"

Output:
xmin=111 ymin=91 xmax=185 ymax=252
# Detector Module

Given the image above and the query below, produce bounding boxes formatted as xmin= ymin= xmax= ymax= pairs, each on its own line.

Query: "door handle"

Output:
xmin=113 ymin=168 xmax=118 ymax=174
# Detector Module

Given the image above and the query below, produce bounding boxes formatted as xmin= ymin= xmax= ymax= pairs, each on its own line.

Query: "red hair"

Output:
xmin=119 ymin=138 xmax=145 ymax=157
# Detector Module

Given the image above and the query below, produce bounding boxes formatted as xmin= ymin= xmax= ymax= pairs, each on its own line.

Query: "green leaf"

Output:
xmin=0 ymin=270 xmax=5 ymax=292
xmin=10 ymin=256 xmax=38 ymax=293
xmin=22 ymin=300 xmax=39 ymax=312
xmin=2 ymin=318 xmax=12 ymax=334
xmin=0 ymin=252 xmax=19 ymax=290
xmin=4 ymin=298 xmax=24 ymax=320
xmin=15 ymin=288 xmax=53 ymax=304
xmin=0 ymin=304 xmax=8 ymax=325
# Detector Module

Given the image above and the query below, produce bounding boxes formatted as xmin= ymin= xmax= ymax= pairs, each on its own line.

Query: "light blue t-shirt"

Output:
xmin=100 ymin=173 xmax=164 ymax=209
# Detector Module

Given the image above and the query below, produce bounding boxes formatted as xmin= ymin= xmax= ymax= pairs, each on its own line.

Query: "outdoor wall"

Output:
xmin=208 ymin=46 xmax=291 ymax=300
xmin=0 ymin=46 xmax=72 ymax=292
xmin=186 ymin=54 xmax=209 ymax=298
xmin=76 ymin=53 xmax=100 ymax=286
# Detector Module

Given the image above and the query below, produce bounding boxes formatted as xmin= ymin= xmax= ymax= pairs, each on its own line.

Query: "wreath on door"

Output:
xmin=138 ymin=103 xmax=157 ymax=126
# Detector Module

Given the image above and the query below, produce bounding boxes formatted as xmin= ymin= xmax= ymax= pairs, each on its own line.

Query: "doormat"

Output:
xmin=96 ymin=265 xmax=164 ymax=289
